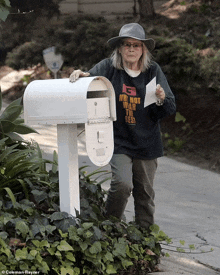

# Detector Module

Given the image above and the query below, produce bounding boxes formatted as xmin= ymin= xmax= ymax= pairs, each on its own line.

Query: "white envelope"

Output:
xmin=144 ymin=77 xmax=157 ymax=108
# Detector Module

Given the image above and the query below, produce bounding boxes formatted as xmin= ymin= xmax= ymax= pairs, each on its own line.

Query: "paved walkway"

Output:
xmin=1 ymin=100 xmax=220 ymax=274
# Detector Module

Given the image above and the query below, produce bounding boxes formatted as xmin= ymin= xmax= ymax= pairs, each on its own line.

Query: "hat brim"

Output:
xmin=107 ymin=36 xmax=155 ymax=51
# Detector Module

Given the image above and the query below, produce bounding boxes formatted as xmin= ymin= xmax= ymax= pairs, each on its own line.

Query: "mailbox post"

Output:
xmin=24 ymin=77 xmax=116 ymax=216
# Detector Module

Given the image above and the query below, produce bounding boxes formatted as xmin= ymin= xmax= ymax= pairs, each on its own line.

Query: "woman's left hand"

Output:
xmin=155 ymin=84 xmax=165 ymax=101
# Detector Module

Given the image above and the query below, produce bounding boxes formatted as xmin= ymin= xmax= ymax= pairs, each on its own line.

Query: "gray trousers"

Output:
xmin=105 ymin=154 xmax=158 ymax=228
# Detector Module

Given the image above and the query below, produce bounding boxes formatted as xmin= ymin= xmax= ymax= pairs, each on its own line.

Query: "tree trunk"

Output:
xmin=137 ymin=0 xmax=155 ymax=19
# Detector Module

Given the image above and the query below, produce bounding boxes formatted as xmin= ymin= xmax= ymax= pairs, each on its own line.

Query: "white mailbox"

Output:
xmin=23 ymin=77 xmax=116 ymax=216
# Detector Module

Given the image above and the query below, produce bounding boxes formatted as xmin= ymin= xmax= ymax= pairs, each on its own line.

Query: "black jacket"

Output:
xmin=89 ymin=58 xmax=176 ymax=159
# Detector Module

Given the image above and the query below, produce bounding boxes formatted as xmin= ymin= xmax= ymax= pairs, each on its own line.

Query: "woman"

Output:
xmin=70 ymin=23 xmax=176 ymax=229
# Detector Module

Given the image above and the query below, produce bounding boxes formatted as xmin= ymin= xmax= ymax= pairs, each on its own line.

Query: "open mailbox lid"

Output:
xmin=23 ymin=76 xmax=117 ymax=166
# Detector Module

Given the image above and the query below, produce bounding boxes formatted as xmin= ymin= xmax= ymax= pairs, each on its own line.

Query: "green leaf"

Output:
xmin=106 ymin=264 xmax=117 ymax=274
xmin=0 ymin=7 xmax=9 ymax=22
xmin=47 ymin=247 xmax=56 ymax=255
xmin=14 ymin=118 xmax=25 ymax=124
xmin=50 ymin=211 xmax=69 ymax=221
xmin=32 ymin=240 xmax=40 ymax=247
xmin=61 ymin=267 xmax=74 ymax=275
xmin=31 ymin=190 xmax=48 ymax=204
xmin=40 ymin=240 xmax=50 ymax=248
xmin=150 ymin=224 xmax=160 ymax=234
xmin=57 ymin=240 xmax=74 ymax=251
xmin=93 ymin=226 xmax=102 ymax=240
xmin=127 ymin=225 xmax=143 ymax=241
xmin=66 ymin=252 xmax=76 ymax=262
xmin=113 ymin=242 xmax=127 ymax=257
xmin=0 ymin=105 xmax=22 ymax=122
xmin=17 ymin=179 xmax=29 ymax=199
xmin=14 ymin=124 xmax=38 ymax=134
xmin=15 ymin=248 xmax=28 ymax=261
xmin=82 ymin=222 xmax=93 ymax=230
xmin=104 ymin=251 xmax=114 ymax=262
xmin=45 ymin=225 xmax=56 ymax=235
xmin=0 ymin=120 xmax=15 ymax=133
xmin=38 ymin=261 xmax=50 ymax=273
xmin=54 ymin=217 xmax=76 ymax=233
xmin=0 ymin=231 xmax=8 ymax=240
xmin=175 ymin=112 xmax=186 ymax=123
xmin=15 ymin=220 xmax=29 ymax=238
xmin=68 ymin=226 xmax=80 ymax=242
xmin=79 ymin=241 xmax=88 ymax=251
xmin=122 ymin=259 xmax=133 ymax=269
xmin=4 ymin=187 xmax=16 ymax=206
xmin=1 ymin=247 xmax=11 ymax=258
xmin=29 ymin=250 xmax=38 ymax=258
xmin=5 ymin=132 xmax=24 ymax=141
xmin=73 ymin=267 xmax=80 ymax=275
xmin=52 ymin=150 xmax=58 ymax=173
xmin=89 ymin=241 xmax=102 ymax=254
xmin=31 ymin=218 xmax=49 ymax=237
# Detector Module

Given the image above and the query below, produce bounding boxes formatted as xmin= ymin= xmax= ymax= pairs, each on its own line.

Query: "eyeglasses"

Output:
xmin=122 ymin=42 xmax=143 ymax=49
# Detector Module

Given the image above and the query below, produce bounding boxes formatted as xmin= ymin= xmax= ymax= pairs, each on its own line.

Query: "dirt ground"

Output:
xmin=1 ymin=0 xmax=220 ymax=174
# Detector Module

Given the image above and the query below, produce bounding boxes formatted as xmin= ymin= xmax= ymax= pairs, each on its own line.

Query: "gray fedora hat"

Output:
xmin=107 ymin=23 xmax=155 ymax=51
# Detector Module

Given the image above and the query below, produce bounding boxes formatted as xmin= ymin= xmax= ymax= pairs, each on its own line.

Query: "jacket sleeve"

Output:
xmin=148 ymin=63 xmax=176 ymax=121
xmin=88 ymin=58 xmax=114 ymax=79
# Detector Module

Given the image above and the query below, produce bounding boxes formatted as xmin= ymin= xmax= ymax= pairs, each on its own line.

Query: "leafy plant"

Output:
xmin=200 ymin=49 xmax=220 ymax=96
xmin=0 ymin=90 xmax=52 ymax=195
xmin=0 ymin=90 xmax=38 ymax=142
xmin=154 ymin=37 xmax=201 ymax=93
xmin=0 ymin=0 xmax=11 ymax=22
xmin=0 ymin=161 xmax=172 ymax=274
xmin=5 ymin=42 xmax=45 ymax=71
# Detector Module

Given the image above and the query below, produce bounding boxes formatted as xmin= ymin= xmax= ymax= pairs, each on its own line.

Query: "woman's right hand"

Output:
xmin=69 ymin=69 xmax=90 ymax=82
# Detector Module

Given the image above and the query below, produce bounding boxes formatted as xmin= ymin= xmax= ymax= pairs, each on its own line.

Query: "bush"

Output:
xmin=0 ymin=157 xmax=171 ymax=274
xmin=57 ymin=21 xmax=112 ymax=69
xmin=200 ymin=49 xmax=220 ymax=96
xmin=154 ymin=37 xmax=201 ymax=93
xmin=6 ymin=42 xmax=45 ymax=70
xmin=0 ymin=162 xmax=170 ymax=274
xmin=4 ymin=15 xmax=116 ymax=70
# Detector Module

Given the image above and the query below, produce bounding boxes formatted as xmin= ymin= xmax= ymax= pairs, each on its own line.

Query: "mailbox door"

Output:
xmin=85 ymin=121 xmax=114 ymax=166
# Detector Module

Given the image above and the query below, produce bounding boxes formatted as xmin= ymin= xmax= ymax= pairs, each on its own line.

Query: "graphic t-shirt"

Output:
xmin=89 ymin=59 xmax=176 ymax=159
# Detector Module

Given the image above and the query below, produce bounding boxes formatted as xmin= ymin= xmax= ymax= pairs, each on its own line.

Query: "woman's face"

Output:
xmin=119 ymin=38 xmax=143 ymax=69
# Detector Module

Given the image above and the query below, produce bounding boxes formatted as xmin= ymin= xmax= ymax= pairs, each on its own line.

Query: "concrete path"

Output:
xmin=1 ymin=100 xmax=220 ymax=274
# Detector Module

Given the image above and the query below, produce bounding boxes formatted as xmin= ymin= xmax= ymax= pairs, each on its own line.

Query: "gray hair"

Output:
xmin=110 ymin=43 xmax=152 ymax=72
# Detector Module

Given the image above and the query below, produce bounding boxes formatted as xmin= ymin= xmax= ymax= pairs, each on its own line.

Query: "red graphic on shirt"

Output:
xmin=122 ymin=84 xmax=137 ymax=96
xmin=119 ymin=84 xmax=141 ymax=125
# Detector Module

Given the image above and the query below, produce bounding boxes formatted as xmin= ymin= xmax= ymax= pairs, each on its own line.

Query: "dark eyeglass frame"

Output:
xmin=121 ymin=41 xmax=143 ymax=49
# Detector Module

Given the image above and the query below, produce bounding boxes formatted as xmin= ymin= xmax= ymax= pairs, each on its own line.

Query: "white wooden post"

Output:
xmin=57 ymin=124 xmax=80 ymax=216
xmin=23 ymin=77 xmax=116 ymax=217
